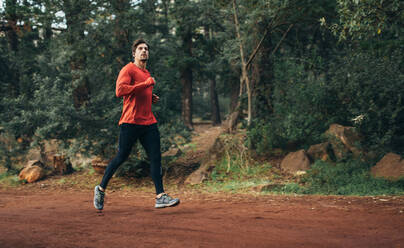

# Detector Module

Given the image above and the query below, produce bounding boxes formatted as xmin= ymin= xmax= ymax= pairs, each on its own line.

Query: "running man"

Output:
xmin=93 ymin=39 xmax=180 ymax=210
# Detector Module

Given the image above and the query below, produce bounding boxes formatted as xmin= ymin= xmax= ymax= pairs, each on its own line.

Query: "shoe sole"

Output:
xmin=94 ymin=186 xmax=104 ymax=210
xmin=155 ymin=199 xmax=180 ymax=208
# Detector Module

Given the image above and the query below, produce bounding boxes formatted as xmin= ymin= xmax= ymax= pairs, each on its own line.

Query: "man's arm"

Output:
xmin=115 ymin=67 xmax=155 ymax=97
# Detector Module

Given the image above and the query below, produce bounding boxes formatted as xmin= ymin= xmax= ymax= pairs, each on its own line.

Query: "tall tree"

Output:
xmin=228 ymin=0 xmax=294 ymax=127
xmin=172 ymin=0 xmax=201 ymax=129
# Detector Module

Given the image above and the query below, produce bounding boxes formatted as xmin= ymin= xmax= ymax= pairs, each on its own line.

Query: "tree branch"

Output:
xmin=245 ymin=14 xmax=279 ymax=70
xmin=271 ymin=24 xmax=293 ymax=57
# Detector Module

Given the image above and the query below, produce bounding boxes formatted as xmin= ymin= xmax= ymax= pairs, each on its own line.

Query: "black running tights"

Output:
xmin=100 ymin=123 xmax=164 ymax=195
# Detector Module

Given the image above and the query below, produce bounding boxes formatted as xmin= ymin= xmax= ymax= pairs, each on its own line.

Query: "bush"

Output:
xmin=247 ymin=58 xmax=338 ymax=154
xmin=248 ymin=48 xmax=404 ymax=157
xmin=296 ymin=160 xmax=404 ymax=195
xmin=329 ymin=50 xmax=404 ymax=156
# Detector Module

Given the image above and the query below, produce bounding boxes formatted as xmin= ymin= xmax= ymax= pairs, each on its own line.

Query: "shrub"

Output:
xmin=298 ymin=160 xmax=404 ymax=195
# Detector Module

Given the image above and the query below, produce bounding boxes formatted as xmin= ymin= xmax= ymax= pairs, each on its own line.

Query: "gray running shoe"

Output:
xmin=94 ymin=185 xmax=105 ymax=210
xmin=155 ymin=193 xmax=180 ymax=208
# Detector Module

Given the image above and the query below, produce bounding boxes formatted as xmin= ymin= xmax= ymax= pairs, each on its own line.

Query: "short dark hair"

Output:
xmin=132 ymin=39 xmax=149 ymax=53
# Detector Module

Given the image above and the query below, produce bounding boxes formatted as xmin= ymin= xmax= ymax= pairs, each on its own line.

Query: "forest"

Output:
xmin=0 ymin=0 xmax=403 ymax=178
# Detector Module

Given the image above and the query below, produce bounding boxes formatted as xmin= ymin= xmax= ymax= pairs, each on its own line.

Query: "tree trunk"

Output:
xmin=205 ymin=26 xmax=221 ymax=126
xmin=63 ymin=0 xmax=90 ymax=108
xmin=181 ymin=67 xmax=193 ymax=129
xmin=209 ymin=77 xmax=221 ymax=125
xmin=232 ymin=0 xmax=251 ymax=126
xmin=5 ymin=0 xmax=20 ymax=97
xmin=180 ymin=31 xmax=193 ymax=129
xmin=251 ymin=29 xmax=274 ymax=119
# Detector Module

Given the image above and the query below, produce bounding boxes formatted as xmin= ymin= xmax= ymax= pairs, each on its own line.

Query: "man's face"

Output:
xmin=133 ymin=43 xmax=149 ymax=62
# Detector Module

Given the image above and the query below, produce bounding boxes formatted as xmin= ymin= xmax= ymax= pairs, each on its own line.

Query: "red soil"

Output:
xmin=0 ymin=188 xmax=403 ymax=248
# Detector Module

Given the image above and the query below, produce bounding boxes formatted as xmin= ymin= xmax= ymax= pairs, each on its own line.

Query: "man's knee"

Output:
xmin=115 ymin=152 xmax=130 ymax=164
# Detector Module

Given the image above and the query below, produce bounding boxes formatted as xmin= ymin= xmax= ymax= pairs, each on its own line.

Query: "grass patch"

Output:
xmin=0 ymin=172 xmax=23 ymax=186
xmin=203 ymin=155 xmax=404 ymax=196
xmin=271 ymin=160 xmax=404 ymax=196
xmin=202 ymin=156 xmax=275 ymax=192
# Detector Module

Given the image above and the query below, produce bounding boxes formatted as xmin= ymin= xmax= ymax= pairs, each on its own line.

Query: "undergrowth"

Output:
xmin=298 ymin=160 xmax=402 ymax=195
xmin=203 ymin=139 xmax=404 ymax=196
xmin=0 ymin=172 xmax=23 ymax=186
xmin=266 ymin=160 xmax=404 ymax=196
xmin=203 ymin=155 xmax=276 ymax=193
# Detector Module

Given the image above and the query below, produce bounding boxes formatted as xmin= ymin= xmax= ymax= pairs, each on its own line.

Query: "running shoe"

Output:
xmin=93 ymin=185 xmax=105 ymax=210
xmin=155 ymin=193 xmax=180 ymax=208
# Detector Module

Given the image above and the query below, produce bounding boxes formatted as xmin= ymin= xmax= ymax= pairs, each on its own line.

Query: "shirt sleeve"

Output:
xmin=115 ymin=66 xmax=155 ymax=97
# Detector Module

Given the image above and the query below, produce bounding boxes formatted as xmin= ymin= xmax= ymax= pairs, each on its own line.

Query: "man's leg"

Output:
xmin=100 ymin=124 xmax=139 ymax=190
xmin=139 ymin=123 xmax=164 ymax=194
xmin=139 ymin=124 xmax=179 ymax=208
xmin=94 ymin=124 xmax=138 ymax=210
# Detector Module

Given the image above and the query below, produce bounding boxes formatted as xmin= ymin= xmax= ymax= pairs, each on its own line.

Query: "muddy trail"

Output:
xmin=0 ymin=188 xmax=403 ymax=248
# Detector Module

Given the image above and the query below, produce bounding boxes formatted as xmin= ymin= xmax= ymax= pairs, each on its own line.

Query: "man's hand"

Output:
xmin=152 ymin=94 xmax=160 ymax=104
xmin=149 ymin=77 xmax=156 ymax=86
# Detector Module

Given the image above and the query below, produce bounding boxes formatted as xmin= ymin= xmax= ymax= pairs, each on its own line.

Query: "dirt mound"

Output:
xmin=164 ymin=123 xmax=224 ymax=183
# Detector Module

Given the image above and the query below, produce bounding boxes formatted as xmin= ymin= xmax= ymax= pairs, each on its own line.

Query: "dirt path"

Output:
xmin=1 ymin=188 xmax=403 ymax=248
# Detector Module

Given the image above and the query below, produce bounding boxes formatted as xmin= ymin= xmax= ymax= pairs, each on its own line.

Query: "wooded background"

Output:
xmin=0 ymin=0 xmax=403 ymax=170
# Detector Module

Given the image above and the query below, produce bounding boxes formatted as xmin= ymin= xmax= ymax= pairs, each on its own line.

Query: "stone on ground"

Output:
xmin=307 ymin=142 xmax=332 ymax=162
xmin=280 ymin=149 xmax=310 ymax=175
xmin=325 ymin=124 xmax=362 ymax=159
xmin=18 ymin=160 xmax=45 ymax=183
xmin=371 ymin=153 xmax=404 ymax=181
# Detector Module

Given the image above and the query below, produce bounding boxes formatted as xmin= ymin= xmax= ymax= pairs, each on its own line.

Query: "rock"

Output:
xmin=26 ymin=160 xmax=45 ymax=168
xmin=92 ymin=157 xmax=109 ymax=174
xmin=280 ymin=149 xmax=310 ymax=174
xmin=185 ymin=138 xmax=224 ymax=185
xmin=52 ymin=155 xmax=73 ymax=175
xmin=19 ymin=160 xmax=45 ymax=183
xmin=307 ymin=142 xmax=332 ymax=162
xmin=371 ymin=153 xmax=404 ymax=181
xmin=325 ymin=124 xmax=362 ymax=159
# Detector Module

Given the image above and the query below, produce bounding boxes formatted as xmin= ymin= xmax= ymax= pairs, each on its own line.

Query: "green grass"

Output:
xmin=270 ymin=160 xmax=404 ymax=196
xmin=203 ymin=179 xmax=272 ymax=193
xmin=202 ymin=156 xmax=404 ymax=196
xmin=0 ymin=172 xmax=24 ymax=186
xmin=201 ymin=157 xmax=275 ymax=192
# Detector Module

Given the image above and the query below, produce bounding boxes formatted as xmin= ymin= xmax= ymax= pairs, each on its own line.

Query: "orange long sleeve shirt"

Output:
xmin=116 ymin=63 xmax=157 ymax=126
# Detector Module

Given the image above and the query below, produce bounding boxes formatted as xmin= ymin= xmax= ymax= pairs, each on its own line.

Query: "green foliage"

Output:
xmin=329 ymin=0 xmax=403 ymax=40
xmin=158 ymin=118 xmax=191 ymax=153
xmin=205 ymin=134 xmax=274 ymax=192
xmin=247 ymin=58 xmax=338 ymax=153
xmin=0 ymin=0 xmax=189 ymax=163
xmin=0 ymin=171 xmax=23 ymax=186
xmin=273 ymin=160 xmax=404 ymax=195
xmin=1 ymin=0 xmax=403 ymax=186
xmin=0 ymin=131 xmax=26 ymax=174
xmin=329 ymin=49 xmax=404 ymax=155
